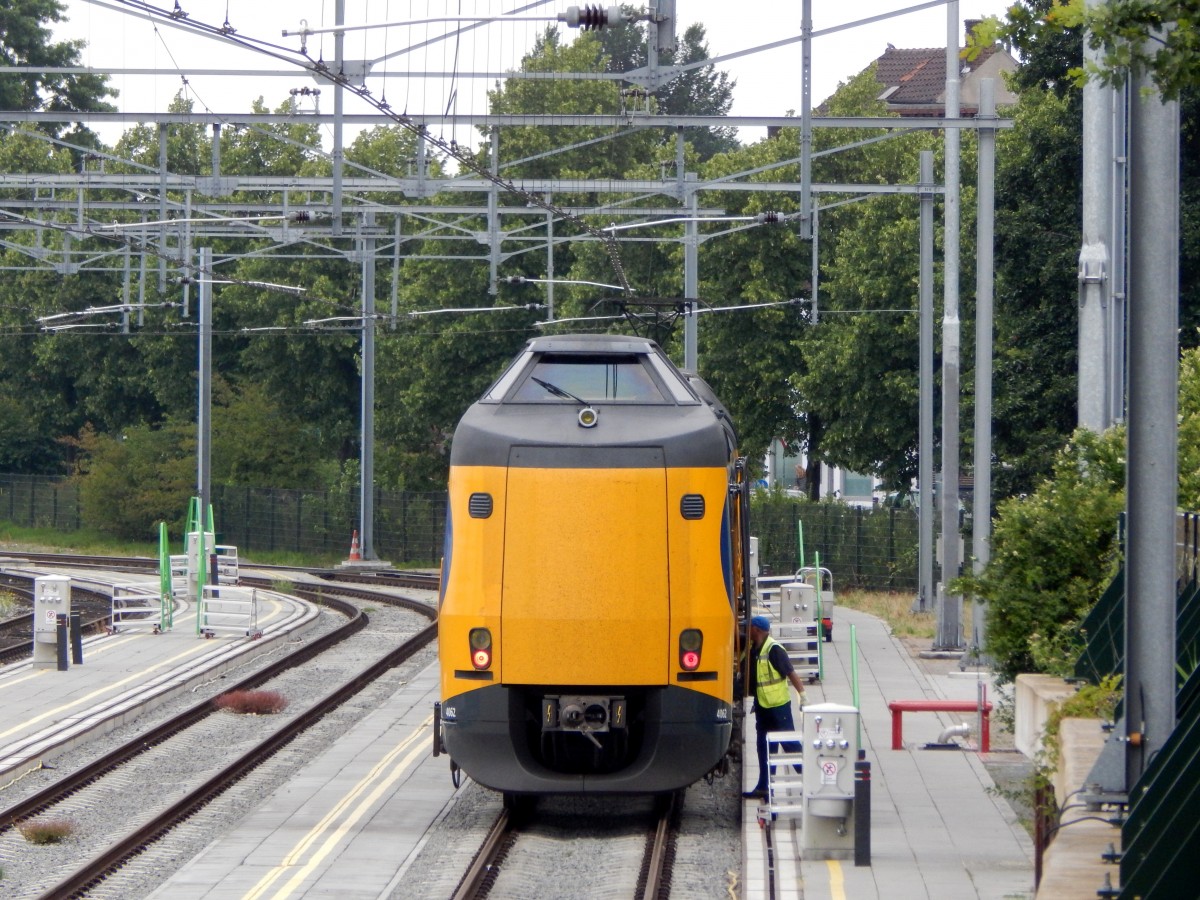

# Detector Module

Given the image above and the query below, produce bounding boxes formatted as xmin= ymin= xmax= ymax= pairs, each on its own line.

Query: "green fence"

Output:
xmin=750 ymin=493 xmax=920 ymax=592
xmin=1065 ymin=512 xmax=1200 ymax=897
xmin=1120 ymin=663 xmax=1200 ymax=898
xmin=0 ymin=473 xmax=83 ymax=531
xmin=0 ymin=475 xmax=919 ymax=585
xmin=0 ymin=474 xmax=446 ymax=567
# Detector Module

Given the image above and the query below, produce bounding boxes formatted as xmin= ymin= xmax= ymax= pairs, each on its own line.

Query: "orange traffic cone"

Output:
xmin=348 ymin=530 xmax=362 ymax=561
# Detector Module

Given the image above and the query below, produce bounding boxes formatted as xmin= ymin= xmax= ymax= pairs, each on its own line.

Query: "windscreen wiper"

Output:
xmin=532 ymin=377 xmax=588 ymax=405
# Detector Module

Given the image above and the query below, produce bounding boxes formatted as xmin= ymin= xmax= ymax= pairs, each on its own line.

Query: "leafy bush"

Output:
xmin=954 ymin=427 xmax=1126 ymax=683
xmin=214 ymin=689 xmax=288 ymax=715
xmin=72 ymin=381 xmax=331 ymax=543
xmin=1038 ymin=675 xmax=1123 ymax=774
xmin=74 ymin=422 xmax=194 ymax=541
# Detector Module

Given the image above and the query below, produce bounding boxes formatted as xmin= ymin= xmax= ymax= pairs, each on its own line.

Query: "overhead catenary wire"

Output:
xmin=16 ymin=3 xmax=852 ymax=342
xmin=98 ymin=0 xmax=637 ymax=295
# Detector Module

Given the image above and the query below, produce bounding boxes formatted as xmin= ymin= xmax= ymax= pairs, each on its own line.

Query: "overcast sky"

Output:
xmin=57 ymin=1 xmax=1015 ymax=145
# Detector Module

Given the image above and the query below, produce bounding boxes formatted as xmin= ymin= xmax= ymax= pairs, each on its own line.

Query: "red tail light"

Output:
xmin=679 ymin=628 xmax=703 ymax=671
xmin=469 ymin=627 xmax=492 ymax=670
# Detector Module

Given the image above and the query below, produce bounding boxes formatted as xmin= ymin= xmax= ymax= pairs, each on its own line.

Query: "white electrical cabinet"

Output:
xmin=800 ymin=702 xmax=859 ymax=860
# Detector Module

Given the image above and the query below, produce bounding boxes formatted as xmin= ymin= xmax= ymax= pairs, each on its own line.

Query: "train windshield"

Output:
xmin=509 ymin=354 xmax=671 ymax=403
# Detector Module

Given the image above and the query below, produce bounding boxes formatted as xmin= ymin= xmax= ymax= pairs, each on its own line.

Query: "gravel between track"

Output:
xmin=0 ymin=595 xmax=434 ymax=899
xmin=390 ymin=744 xmax=744 ymax=899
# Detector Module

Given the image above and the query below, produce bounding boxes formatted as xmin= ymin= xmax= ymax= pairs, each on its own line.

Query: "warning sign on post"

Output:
xmin=820 ymin=759 xmax=839 ymax=784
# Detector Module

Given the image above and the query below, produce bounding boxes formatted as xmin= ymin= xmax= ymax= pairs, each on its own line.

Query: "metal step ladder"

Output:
xmin=775 ymin=621 xmax=821 ymax=680
xmin=110 ymin=584 xmax=166 ymax=634
xmin=765 ymin=728 xmax=806 ymax=817
xmin=756 ymin=574 xmax=822 ymax=681
xmin=198 ymin=584 xmax=260 ymax=638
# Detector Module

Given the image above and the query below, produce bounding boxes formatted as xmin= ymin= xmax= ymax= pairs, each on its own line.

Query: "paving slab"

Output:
xmin=743 ymin=605 xmax=1036 ymax=900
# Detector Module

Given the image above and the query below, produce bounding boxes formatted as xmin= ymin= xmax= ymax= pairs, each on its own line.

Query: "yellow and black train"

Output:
xmin=435 ymin=334 xmax=751 ymax=795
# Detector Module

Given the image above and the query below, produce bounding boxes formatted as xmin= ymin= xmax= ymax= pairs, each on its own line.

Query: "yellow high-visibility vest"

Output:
xmin=754 ymin=635 xmax=791 ymax=709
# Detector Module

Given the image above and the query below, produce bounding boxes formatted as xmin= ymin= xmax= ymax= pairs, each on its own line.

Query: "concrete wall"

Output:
xmin=1014 ymin=674 xmax=1079 ymax=759
xmin=1036 ymin=718 xmax=1120 ymax=899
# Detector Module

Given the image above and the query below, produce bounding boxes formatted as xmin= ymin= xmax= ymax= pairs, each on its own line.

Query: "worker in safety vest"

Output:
xmin=743 ymin=614 xmax=807 ymax=799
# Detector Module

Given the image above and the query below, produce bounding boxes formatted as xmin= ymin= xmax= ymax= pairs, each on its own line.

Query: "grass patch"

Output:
xmin=835 ymin=589 xmax=976 ymax=641
xmin=837 ymin=590 xmax=935 ymax=638
xmin=0 ymin=523 xmax=158 ymax=558
xmin=17 ymin=818 xmax=75 ymax=844
xmin=214 ymin=689 xmax=288 ymax=715
xmin=0 ymin=521 xmax=343 ymax=568
xmin=0 ymin=590 xmax=20 ymax=618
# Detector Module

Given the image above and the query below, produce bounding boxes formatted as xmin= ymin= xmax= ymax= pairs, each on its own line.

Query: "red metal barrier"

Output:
xmin=888 ymin=699 xmax=993 ymax=752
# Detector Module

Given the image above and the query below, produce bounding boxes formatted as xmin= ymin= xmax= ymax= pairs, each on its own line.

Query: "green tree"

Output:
xmin=989 ymin=85 xmax=1083 ymax=498
xmin=75 ymin=422 xmax=195 ymax=540
xmin=0 ymin=0 xmax=114 ymax=144
xmin=956 ymin=426 xmax=1126 ymax=682
xmin=597 ymin=17 xmax=738 ymax=160
xmin=775 ymin=67 xmax=936 ymax=491
xmin=977 ymin=0 xmax=1200 ymax=494
xmin=960 ymin=342 xmax=1200 ymax=682
xmin=74 ymin=379 xmax=331 ymax=539
xmin=210 ymin=380 xmax=328 ymax=488
xmin=1178 ymin=338 xmax=1200 ymax=509
xmin=687 ymin=134 xmax=815 ymax=470
xmin=971 ymin=0 xmax=1200 ymax=101
xmin=370 ymin=26 xmax=679 ymax=490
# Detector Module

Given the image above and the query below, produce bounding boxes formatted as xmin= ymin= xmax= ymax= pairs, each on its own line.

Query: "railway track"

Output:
xmin=0 ymin=551 xmax=440 ymax=664
xmin=0 ymin=549 xmax=442 ymax=592
xmin=451 ymin=792 xmax=683 ymax=900
xmin=0 ymin=570 xmax=438 ymax=899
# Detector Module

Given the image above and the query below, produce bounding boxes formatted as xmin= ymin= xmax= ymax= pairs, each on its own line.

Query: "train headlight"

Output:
xmin=577 ymin=406 xmax=599 ymax=428
xmin=469 ymin=627 xmax=492 ymax=670
xmin=679 ymin=628 xmax=703 ymax=671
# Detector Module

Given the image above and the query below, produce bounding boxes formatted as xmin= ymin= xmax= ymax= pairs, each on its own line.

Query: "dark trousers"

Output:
xmin=752 ymin=702 xmax=802 ymax=791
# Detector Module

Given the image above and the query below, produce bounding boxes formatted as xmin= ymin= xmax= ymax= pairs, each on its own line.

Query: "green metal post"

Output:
xmin=851 ymin=623 xmax=861 ymax=747
xmin=815 ymin=550 xmax=823 ymax=680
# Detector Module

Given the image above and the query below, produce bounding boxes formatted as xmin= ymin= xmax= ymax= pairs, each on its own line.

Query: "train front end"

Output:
xmin=436 ymin=334 xmax=743 ymax=795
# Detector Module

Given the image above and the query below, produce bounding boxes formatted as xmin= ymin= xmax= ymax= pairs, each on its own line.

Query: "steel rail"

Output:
xmin=450 ymin=808 xmax=517 ymax=900
xmin=637 ymin=792 xmax=679 ymax=900
xmin=29 ymin=597 xmax=436 ymax=897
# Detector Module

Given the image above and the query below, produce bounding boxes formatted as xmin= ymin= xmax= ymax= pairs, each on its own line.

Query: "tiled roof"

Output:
xmin=874 ymin=46 xmax=1005 ymax=115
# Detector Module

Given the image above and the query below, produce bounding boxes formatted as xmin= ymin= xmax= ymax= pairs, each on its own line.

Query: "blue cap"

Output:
xmin=749 ymin=615 xmax=771 ymax=631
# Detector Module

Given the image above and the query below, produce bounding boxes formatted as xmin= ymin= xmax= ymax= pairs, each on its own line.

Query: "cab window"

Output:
xmin=510 ymin=354 xmax=668 ymax=403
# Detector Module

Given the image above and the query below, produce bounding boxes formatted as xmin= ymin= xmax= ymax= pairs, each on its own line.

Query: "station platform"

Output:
xmin=742 ymin=606 xmax=1036 ymax=899
xmin=0 ymin=572 xmax=319 ymax=783
xmin=148 ymin=661 xmax=450 ymax=899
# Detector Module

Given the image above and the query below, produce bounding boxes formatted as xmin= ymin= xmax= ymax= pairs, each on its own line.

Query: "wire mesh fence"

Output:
xmin=0 ymin=473 xmax=83 ymax=532
xmin=0 ymin=474 xmax=922 ymax=587
xmin=750 ymin=492 xmax=921 ymax=592
xmin=193 ymin=485 xmax=448 ymax=565
xmin=0 ymin=474 xmax=447 ymax=567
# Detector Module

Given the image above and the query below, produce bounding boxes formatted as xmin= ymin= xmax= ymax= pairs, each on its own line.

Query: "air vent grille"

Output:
xmin=468 ymin=493 xmax=493 ymax=518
